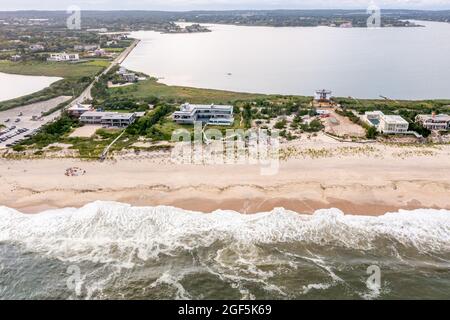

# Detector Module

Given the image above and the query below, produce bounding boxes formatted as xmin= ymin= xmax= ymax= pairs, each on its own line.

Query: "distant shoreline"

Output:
xmin=123 ymin=21 xmax=450 ymax=100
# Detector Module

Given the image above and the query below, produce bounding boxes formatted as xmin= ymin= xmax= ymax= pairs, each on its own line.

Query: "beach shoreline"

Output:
xmin=2 ymin=142 xmax=450 ymax=216
xmin=14 ymin=197 xmax=432 ymax=216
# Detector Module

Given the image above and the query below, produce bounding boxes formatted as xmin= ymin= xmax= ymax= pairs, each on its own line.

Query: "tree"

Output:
xmin=409 ymin=123 xmax=431 ymax=138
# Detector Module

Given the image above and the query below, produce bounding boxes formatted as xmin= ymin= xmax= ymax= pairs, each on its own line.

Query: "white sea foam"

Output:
xmin=0 ymin=201 xmax=449 ymax=266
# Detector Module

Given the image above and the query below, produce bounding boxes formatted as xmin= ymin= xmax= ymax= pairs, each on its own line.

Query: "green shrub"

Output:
xmin=274 ymin=119 xmax=287 ymax=129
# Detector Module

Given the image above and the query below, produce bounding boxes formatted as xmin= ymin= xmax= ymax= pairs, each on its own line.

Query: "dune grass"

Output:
xmin=108 ymin=78 xmax=270 ymax=105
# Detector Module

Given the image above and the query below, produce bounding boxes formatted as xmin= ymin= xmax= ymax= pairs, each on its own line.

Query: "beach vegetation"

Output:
xmin=274 ymin=119 xmax=287 ymax=129
xmin=299 ymin=119 xmax=324 ymax=133
xmin=366 ymin=126 xmax=378 ymax=139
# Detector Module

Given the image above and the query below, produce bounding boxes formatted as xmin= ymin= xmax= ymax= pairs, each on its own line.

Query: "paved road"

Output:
xmin=70 ymin=39 xmax=140 ymax=107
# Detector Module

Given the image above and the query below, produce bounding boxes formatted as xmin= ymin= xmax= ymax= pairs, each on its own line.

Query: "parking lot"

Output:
xmin=0 ymin=96 xmax=71 ymax=148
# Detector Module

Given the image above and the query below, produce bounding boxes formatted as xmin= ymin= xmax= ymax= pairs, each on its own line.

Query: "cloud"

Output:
xmin=1 ymin=0 xmax=450 ymax=11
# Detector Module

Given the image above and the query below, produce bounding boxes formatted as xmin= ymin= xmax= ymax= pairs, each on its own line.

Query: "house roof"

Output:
xmin=417 ymin=114 xmax=450 ymax=122
xmin=382 ymin=115 xmax=409 ymax=125
xmin=68 ymin=104 xmax=92 ymax=111
xmin=175 ymin=103 xmax=233 ymax=115
xmin=80 ymin=111 xmax=115 ymax=118
xmin=101 ymin=113 xmax=135 ymax=120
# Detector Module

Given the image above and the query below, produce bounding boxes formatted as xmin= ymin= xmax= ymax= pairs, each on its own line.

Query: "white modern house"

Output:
xmin=415 ymin=113 xmax=450 ymax=131
xmin=380 ymin=115 xmax=409 ymax=134
xmin=80 ymin=111 xmax=136 ymax=127
xmin=364 ymin=111 xmax=409 ymax=134
xmin=101 ymin=112 xmax=137 ymax=127
xmin=172 ymin=103 xmax=234 ymax=126
xmin=47 ymin=52 xmax=80 ymax=62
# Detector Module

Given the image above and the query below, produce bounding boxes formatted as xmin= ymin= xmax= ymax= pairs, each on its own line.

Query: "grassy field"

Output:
xmin=104 ymin=48 xmax=125 ymax=53
xmin=108 ymin=78 xmax=271 ymax=104
xmin=0 ymin=59 xmax=109 ymax=79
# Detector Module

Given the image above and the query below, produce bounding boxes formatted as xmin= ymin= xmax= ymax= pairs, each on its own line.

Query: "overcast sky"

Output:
xmin=1 ymin=0 xmax=450 ymax=11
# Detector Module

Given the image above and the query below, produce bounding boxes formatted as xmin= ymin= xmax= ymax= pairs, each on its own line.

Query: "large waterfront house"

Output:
xmin=415 ymin=113 xmax=450 ymax=131
xmin=122 ymin=73 xmax=138 ymax=83
xmin=172 ymin=103 xmax=234 ymax=126
xmin=47 ymin=52 xmax=80 ymax=62
xmin=80 ymin=111 xmax=136 ymax=128
xmin=364 ymin=111 xmax=409 ymax=134
xmin=67 ymin=103 xmax=93 ymax=118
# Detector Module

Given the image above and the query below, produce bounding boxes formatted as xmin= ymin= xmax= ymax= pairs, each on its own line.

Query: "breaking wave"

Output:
xmin=1 ymin=202 xmax=449 ymax=299
xmin=0 ymin=201 xmax=449 ymax=265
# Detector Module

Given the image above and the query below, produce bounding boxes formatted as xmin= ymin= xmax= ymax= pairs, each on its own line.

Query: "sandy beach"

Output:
xmin=1 ymin=140 xmax=450 ymax=215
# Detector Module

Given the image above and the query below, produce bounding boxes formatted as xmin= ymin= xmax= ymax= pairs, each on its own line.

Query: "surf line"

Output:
xmin=178 ymin=304 xmax=213 ymax=318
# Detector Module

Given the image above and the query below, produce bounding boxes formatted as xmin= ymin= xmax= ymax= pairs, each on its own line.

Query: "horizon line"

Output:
xmin=1 ymin=8 xmax=450 ymax=12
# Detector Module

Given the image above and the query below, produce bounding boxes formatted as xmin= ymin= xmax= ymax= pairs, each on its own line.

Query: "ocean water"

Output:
xmin=0 ymin=201 xmax=449 ymax=300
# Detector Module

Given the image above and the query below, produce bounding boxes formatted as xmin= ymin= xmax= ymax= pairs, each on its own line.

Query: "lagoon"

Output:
xmin=0 ymin=72 xmax=61 ymax=102
xmin=123 ymin=21 xmax=450 ymax=100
